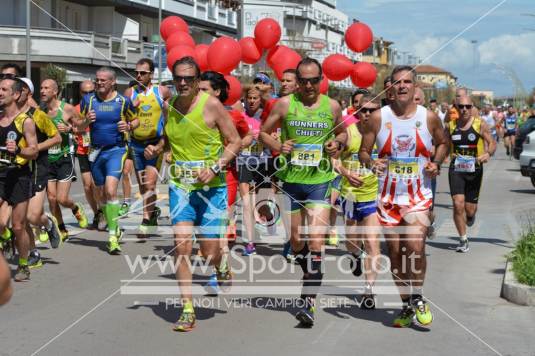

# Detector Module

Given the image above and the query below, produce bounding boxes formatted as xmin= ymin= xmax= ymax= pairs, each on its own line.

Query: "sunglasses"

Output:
xmin=297 ymin=76 xmax=321 ymax=85
xmin=173 ymin=75 xmax=197 ymax=84
xmin=135 ymin=70 xmax=151 ymax=76
xmin=360 ymin=107 xmax=379 ymax=114
xmin=457 ymin=104 xmax=473 ymax=110
xmin=0 ymin=73 xmax=17 ymax=80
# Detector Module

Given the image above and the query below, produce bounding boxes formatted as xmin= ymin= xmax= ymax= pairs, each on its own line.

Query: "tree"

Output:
xmin=43 ymin=63 xmax=67 ymax=98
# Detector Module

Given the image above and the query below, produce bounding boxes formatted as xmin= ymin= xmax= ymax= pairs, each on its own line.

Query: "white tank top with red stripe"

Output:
xmin=376 ymin=105 xmax=433 ymax=206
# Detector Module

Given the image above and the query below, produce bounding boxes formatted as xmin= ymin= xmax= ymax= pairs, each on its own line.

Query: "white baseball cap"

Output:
xmin=18 ymin=77 xmax=34 ymax=94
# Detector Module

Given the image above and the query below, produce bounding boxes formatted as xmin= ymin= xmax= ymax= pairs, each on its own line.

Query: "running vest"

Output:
xmin=28 ymin=107 xmax=58 ymax=167
xmin=80 ymin=93 xmax=135 ymax=148
xmin=0 ymin=112 xmax=30 ymax=171
xmin=376 ymin=105 xmax=433 ymax=206
xmin=448 ymin=117 xmax=484 ymax=171
xmin=505 ymin=114 xmax=517 ymax=132
xmin=47 ymin=101 xmax=70 ymax=162
xmin=340 ymin=123 xmax=378 ymax=202
xmin=276 ymin=94 xmax=336 ymax=184
xmin=130 ymin=85 xmax=164 ymax=142
xmin=165 ymin=92 xmax=225 ymax=191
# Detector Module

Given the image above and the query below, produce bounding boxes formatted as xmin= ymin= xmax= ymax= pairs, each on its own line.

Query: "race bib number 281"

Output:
xmin=291 ymin=144 xmax=323 ymax=167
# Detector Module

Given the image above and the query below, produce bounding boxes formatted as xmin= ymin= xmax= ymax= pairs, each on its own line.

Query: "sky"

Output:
xmin=337 ymin=0 xmax=535 ymax=97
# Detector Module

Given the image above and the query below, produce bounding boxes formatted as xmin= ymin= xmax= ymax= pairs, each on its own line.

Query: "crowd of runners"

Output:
xmin=1 ymin=55 xmax=520 ymax=331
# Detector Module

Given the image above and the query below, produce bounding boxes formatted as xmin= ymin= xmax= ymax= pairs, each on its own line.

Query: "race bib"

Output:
xmin=48 ymin=144 xmax=61 ymax=155
xmin=175 ymin=161 xmax=205 ymax=184
xmin=241 ymin=140 xmax=264 ymax=156
xmin=88 ymin=147 xmax=102 ymax=163
xmin=0 ymin=148 xmax=14 ymax=165
xmin=344 ymin=154 xmax=373 ymax=176
xmin=82 ymin=132 xmax=91 ymax=147
xmin=454 ymin=155 xmax=476 ymax=173
xmin=291 ymin=144 xmax=323 ymax=167
xmin=388 ymin=157 xmax=421 ymax=180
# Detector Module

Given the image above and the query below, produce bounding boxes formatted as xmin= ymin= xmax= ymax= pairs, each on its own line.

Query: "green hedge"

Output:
xmin=510 ymin=230 xmax=535 ymax=286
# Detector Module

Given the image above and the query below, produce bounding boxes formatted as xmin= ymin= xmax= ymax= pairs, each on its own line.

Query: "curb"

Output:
xmin=501 ymin=260 xmax=535 ymax=306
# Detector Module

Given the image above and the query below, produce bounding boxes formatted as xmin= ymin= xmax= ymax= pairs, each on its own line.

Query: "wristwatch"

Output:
xmin=210 ymin=164 xmax=221 ymax=175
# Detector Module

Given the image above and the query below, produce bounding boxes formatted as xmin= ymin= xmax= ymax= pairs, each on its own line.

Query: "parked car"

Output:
xmin=514 ymin=115 xmax=535 ymax=159
xmin=519 ymin=130 xmax=535 ymax=186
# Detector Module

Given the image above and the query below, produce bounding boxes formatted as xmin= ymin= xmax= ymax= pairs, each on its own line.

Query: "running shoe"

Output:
xmin=327 ymin=231 xmax=339 ymax=246
xmin=73 ymin=203 xmax=88 ymax=229
xmin=361 ymin=284 xmax=376 ymax=309
xmin=0 ymin=229 xmax=14 ymax=258
xmin=215 ymin=263 xmax=232 ymax=292
xmin=205 ymin=272 xmax=220 ymax=295
xmin=46 ymin=214 xmax=62 ymax=249
xmin=14 ymin=265 xmax=30 ymax=282
xmin=413 ymin=298 xmax=433 ymax=326
xmin=28 ymin=249 xmax=43 ymax=269
xmin=296 ymin=303 xmax=316 ymax=327
xmin=60 ymin=229 xmax=69 ymax=242
xmin=139 ymin=219 xmax=155 ymax=235
xmin=108 ymin=235 xmax=121 ymax=255
xmin=173 ymin=311 xmax=196 ymax=332
xmin=242 ymin=242 xmax=256 ymax=256
xmin=349 ymin=252 xmax=363 ymax=277
xmin=456 ymin=239 xmax=469 ymax=253
xmin=393 ymin=305 xmax=415 ymax=328
xmin=150 ymin=206 xmax=161 ymax=225
xmin=38 ymin=226 xmax=49 ymax=243
xmin=427 ymin=221 xmax=436 ymax=240
xmin=118 ymin=203 xmax=130 ymax=217
xmin=466 ymin=215 xmax=476 ymax=227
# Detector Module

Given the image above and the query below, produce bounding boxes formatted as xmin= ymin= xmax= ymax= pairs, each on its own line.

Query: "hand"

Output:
xmin=57 ymin=122 xmax=70 ymax=133
xmin=133 ymin=98 xmax=141 ymax=108
xmin=424 ymin=161 xmax=440 ymax=178
xmin=345 ymin=171 xmax=364 ymax=188
xmin=281 ymin=139 xmax=295 ymax=154
xmin=144 ymin=145 xmax=159 ymax=160
xmin=117 ymin=121 xmax=129 ymax=133
xmin=477 ymin=152 xmax=490 ymax=164
xmin=5 ymin=140 xmax=17 ymax=154
xmin=372 ymin=158 xmax=387 ymax=175
xmin=196 ymin=168 xmax=216 ymax=184
xmin=85 ymin=110 xmax=96 ymax=123
xmin=165 ymin=151 xmax=172 ymax=164
xmin=324 ymin=140 xmax=340 ymax=157
xmin=270 ymin=131 xmax=280 ymax=141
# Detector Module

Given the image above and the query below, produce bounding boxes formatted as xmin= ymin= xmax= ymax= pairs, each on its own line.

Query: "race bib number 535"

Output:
xmin=291 ymin=144 xmax=323 ymax=167
xmin=175 ymin=161 xmax=205 ymax=184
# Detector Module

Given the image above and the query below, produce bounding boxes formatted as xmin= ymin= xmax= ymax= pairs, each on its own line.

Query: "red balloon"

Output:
xmin=166 ymin=31 xmax=195 ymax=51
xmin=350 ymin=62 xmax=377 ymax=88
xmin=239 ymin=37 xmax=262 ymax=64
xmin=208 ymin=36 xmax=242 ymax=74
xmin=194 ymin=44 xmax=210 ymax=72
xmin=167 ymin=45 xmax=196 ymax=71
xmin=266 ymin=45 xmax=290 ymax=67
xmin=160 ymin=16 xmax=189 ymax=41
xmin=224 ymin=75 xmax=242 ymax=106
xmin=320 ymin=77 xmax=329 ymax=94
xmin=271 ymin=49 xmax=301 ymax=80
xmin=254 ymin=18 xmax=281 ymax=49
xmin=345 ymin=22 xmax=373 ymax=53
xmin=322 ymin=54 xmax=353 ymax=81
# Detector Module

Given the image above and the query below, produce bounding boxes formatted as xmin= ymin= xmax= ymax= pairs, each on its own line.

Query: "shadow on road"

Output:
xmin=67 ymin=236 xmax=109 ymax=253
xmin=509 ymin=189 xmax=535 ymax=194
xmin=427 ymin=236 xmax=512 ymax=250
xmin=127 ymin=301 xmax=227 ymax=323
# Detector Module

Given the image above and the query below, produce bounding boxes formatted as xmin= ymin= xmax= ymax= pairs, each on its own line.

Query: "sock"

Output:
xmin=19 ymin=257 xmax=28 ymax=266
xmin=183 ymin=300 xmax=194 ymax=313
xmin=460 ymin=234 xmax=467 ymax=241
xmin=302 ymin=251 xmax=323 ymax=302
xmin=401 ymin=296 xmax=411 ymax=307
xmin=123 ymin=198 xmax=131 ymax=205
xmin=105 ymin=201 xmax=120 ymax=235
xmin=294 ymin=243 xmax=310 ymax=275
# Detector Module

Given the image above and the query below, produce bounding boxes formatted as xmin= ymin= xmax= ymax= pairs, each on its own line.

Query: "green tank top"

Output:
xmin=340 ymin=123 xmax=378 ymax=202
xmin=48 ymin=101 xmax=70 ymax=162
xmin=165 ymin=92 xmax=225 ymax=191
xmin=276 ymin=94 xmax=336 ymax=184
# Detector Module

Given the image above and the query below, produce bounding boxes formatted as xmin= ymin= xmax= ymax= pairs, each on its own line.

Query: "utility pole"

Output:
xmin=158 ymin=0 xmax=162 ymax=83
xmin=26 ymin=0 xmax=31 ymax=80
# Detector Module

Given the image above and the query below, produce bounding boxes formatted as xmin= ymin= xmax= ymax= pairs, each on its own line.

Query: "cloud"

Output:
xmin=479 ymin=32 xmax=535 ymax=68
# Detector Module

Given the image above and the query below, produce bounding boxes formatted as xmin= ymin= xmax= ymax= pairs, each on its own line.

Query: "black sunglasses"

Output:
xmin=297 ymin=76 xmax=322 ymax=85
xmin=173 ymin=75 xmax=197 ymax=84
xmin=457 ymin=104 xmax=473 ymax=110
xmin=135 ymin=70 xmax=152 ymax=76
xmin=360 ymin=107 xmax=379 ymax=114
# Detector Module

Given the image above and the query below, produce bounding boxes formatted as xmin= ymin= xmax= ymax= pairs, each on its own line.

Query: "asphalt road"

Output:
xmin=1 ymin=146 xmax=534 ymax=356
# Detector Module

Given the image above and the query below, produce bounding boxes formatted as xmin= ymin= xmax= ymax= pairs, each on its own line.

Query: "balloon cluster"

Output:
xmin=160 ymin=16 xmax=377 ymax=101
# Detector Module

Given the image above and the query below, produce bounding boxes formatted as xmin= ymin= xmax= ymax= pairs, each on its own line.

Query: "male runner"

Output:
xmin=78 ymin=67 xmax=138 ymax=254
xmin=41 ymin=79 xmax=88 ymax=240
xmin=503 ymin=105 xmax=517 ymax=156
xmin=161 ymin=57 xmax=241 ymax=331
xmin=446 ymin=96 xmax=495 ymax=252
xmin=0 ymin=78 xmax=38 ymax=281
xmin=261 ymin=57 xmax=346 ymax=327
xmin=360 ymin=65 xmax=448 ymax=327
xmin=124 ymin=58 xmax=171 ymax=234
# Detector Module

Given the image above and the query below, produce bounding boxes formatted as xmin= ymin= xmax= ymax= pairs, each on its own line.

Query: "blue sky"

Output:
xmin=338 ymin=0 xmax=535 ymax=97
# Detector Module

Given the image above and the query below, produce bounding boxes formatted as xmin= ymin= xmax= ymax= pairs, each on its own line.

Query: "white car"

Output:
xmin=519 ymin=131 xmax=535 ymax=186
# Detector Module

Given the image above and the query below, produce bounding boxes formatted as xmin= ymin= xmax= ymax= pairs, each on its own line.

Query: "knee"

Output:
xmin=48 ymin=194 xmax=57 ymax=206
xmin=453 ymin=199 xmax=465 ymax=212
xmin=11 ymin=221 xmax=25 ymax=235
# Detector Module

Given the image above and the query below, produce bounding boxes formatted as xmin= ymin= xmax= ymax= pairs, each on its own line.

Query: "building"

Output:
xmin=241 ymin=0 xmax=364 ymax=88
xmin=0 ymin=0 xmax=239 ymax=100
xmin=472 ymin=90 xmax=494 ymax=105
xmin=360 ymin=37 xmax=395 ymax=66
xmin=415 ymin=64 xmax=457 ymax=88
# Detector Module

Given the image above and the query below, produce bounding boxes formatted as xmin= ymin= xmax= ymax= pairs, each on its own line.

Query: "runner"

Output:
xmin=0 ymin=78 xmax=38 ymax=281
xmin=163 ymin=56 xmax=241 ymax=331
xmin=359 ymin=65 xmax=448 ymax=328
xmin=260 ymin=57 xmax=346 ymax=327
xmin=78 ymin=67 xmax=138 ymax=254
xmin=503 ymin=106 xmax=517 ymax=156
xmin=481 ymin=104 xmax=497 ymax=142
xmin=124 ymin=58 xmax=171 ymax=234
xmin=334 ymin=93 xmax=381 ymax=308
xmin=16 ymin=78 xmax=62 ymax=268
xmin=447 ymin=96 xmax=495 ymax=252
xmin=74 ymin=80 xmax=102 ymax=229
xmin=41 ymin=79 xmax=88 ymax=240
xmin=0 ymin=253 xmax=11 ymax=304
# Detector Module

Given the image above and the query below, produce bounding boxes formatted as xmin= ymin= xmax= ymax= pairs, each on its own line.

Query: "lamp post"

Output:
xmin=26 ymin=0 xmax=31 ymax=80
xmin=158 ymin=0 xmax=162 ymax=83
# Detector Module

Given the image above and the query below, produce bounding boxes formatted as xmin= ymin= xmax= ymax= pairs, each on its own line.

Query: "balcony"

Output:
xmin=0 ymin=25 xmax=146 ymax=69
